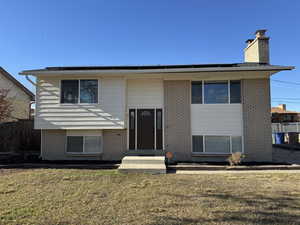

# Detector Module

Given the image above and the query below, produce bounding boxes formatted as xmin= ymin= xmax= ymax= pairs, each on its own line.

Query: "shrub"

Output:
xmin=227 ymin=152 xmax=244 ymax=166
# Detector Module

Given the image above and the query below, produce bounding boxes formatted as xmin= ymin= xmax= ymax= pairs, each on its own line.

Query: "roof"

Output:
xmin=0 ymin=67 xmax=35 ymax=101
xmin=39 ymin=63 xmax=245 ymax=71
xmin=19 ymin=63 xmax=294 ymax=75
xmin=271 ymin=107 xmax=298 ymax=114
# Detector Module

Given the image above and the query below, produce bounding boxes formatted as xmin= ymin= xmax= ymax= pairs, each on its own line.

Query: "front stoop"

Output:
xmin=118 ymin=156 xmax=166 ymax=174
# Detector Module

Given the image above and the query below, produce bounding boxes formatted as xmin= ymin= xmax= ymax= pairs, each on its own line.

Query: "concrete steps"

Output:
xmin=118 ymin=156 xmax=166 ymax=174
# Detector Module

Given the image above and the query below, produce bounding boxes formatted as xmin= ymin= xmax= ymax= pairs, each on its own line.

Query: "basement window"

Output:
xmin=192 ymin=135 xmax=204 ymax=152
xmin=192 ymin=135 xmax=243 ymax=154
xmin=66 ymin=136 xmax=102 ymax=154
xmin=205 ymin=136 xmax=231 ymax=153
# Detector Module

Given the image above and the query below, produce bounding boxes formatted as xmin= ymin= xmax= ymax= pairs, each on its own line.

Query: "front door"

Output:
xmin=137 ymin=109 xmax=155 ymax=149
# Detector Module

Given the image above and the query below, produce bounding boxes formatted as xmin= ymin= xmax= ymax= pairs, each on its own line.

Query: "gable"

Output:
xmin=0 ymin=67 xmax=34 ymax=101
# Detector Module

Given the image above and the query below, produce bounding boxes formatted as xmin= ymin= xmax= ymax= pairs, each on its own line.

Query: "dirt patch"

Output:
xmin=0 ymin=169 xmax=299 ymax=225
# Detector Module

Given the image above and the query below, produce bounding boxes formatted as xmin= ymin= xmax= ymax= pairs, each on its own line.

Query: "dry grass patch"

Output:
xmin=0 ymin=169 xmax=299 ymax=225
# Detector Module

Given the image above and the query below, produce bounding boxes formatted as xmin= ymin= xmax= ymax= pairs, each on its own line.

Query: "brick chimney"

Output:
xmin=278 ymin=104 xmax=286 ymax=111
xmin=244 ymin=29 xmax=270 ymax=64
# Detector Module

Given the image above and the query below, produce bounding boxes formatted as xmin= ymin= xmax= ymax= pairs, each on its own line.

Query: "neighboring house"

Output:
xmin=271 ymin=104 xmax=300 ymax=134
xmin=20 ymin=30 xmax=294 ymax=162
xmin=271 ymin=104 xmax=300 ymax=123
xmin=0 ymin=67 xmax=34 ymax=121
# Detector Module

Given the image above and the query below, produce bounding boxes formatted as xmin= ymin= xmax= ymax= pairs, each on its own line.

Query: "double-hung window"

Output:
xmin=61 ymin=79 xmax=98 ymax=104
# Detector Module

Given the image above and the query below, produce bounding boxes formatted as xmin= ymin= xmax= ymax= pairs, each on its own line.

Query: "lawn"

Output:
xmin=0 ymin=169 xmax=300 ymax=225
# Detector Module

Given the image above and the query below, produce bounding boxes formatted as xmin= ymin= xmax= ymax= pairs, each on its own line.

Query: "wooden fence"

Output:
xmin=0 ymin=119 xmax=40 ymax=154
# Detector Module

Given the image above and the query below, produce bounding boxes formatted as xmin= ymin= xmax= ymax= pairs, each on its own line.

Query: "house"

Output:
xmin=0 ymin=67 xmax=34 ymax=121
xmin=271 ymin=104 xmax=300 ymax=123
xmin=20 ymin=30 xmax=294 ymax=163
xmin=271 ymin=104 xmax=300 ymax=138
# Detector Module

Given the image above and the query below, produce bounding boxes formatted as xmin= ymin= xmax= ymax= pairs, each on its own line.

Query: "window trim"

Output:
xmin=191 ymin=135 xmax=244 ymax=155
xmin=60 ymin=79 xmax=99 ymax=105
xmin=190 ymin=80 xmax=241 ymax=105
xmin=65 ymin=135 xmax=103 ymax=155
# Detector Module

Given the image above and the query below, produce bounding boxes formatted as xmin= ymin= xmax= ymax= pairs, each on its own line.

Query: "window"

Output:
xmin=84 ymin=136 xmax=102 ymax=153
xmin=61 ymin=79 xmax=98 ymax=104
xmin=231 ymin=136 xmax=242 ymax=153
xmin=129 ymin=109 xmax=136 ymax=150
xmin=191 ymin=81 xmax=202 ymax=104
xmin=192 ymin=136 xmax=203 ymax=152
xmin=156 ymin=110 xmax=162 ymax=130
xmin=191 ymin=80 xmax=241 ymax=104
xmin=156 ymin=109 xmax=163 ymax=149
xmin=66 ymin=136 xmax=83 ymax=152
xmin=192 ymin=135 xmax=243 ymax=154
xmin=61 ymin=80 xmax=79 ymax=103
xmin=205 ymin=136 xmax=231 ymax=153
xmin=230 ymin=81 xmax=241 ymax=103
xmin=66 ymin=136 xmax=102 ymax=153
xmin=204 ymin=81 xmax=228 ymax=104
xmin=80 ymin=80 xmax=98 ymax=103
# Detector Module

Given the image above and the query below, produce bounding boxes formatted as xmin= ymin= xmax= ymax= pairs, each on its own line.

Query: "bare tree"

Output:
xmin=0 ymin=89 xmax=13 ymax=121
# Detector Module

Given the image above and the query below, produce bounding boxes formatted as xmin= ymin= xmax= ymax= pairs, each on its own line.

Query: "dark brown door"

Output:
xmin=137 ymin=109 xmax=154 ymax=149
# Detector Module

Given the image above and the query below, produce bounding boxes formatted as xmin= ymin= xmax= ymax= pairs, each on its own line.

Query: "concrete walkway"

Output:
xmin=175 ymin=170 xmax=300 ymax=174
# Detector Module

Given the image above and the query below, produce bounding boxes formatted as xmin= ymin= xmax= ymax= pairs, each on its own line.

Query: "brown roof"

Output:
xmin=0 ymin=67 xmax=34 ymax=101
xmin=271 ymin=107 xmax=297 ymax=114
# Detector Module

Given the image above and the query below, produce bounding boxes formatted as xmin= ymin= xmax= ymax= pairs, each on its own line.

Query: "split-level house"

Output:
xmin=20 ymin=30 xmax=293 ymax=163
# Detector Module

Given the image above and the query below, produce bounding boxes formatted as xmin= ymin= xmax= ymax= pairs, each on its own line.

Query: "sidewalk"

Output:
xmin=175 ymin=169 xmax=300 ymax=174
xmin=168 ymin=163 xmax=300 ymax=171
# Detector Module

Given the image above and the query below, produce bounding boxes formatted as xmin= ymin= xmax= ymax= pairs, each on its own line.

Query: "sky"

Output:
xmin=0 ymin=0 xmax=299 ymax=110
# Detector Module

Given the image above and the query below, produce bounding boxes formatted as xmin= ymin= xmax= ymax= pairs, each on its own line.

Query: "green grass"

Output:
xmin=0 ymin=169 xmax=300 ymax=225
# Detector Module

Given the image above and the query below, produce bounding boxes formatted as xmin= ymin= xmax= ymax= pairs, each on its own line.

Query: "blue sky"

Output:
xmin=0 ymin=0 xmax=299 ymax=110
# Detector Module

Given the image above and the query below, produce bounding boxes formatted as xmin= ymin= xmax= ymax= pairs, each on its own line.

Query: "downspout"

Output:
xmin=28 ymin=101 xmax=35 ymax=120
xmin=26 ymin=75 xmax=36 ymax=120
xmin=25 ymin=74 xmax=41 ymax=159
xmin=25 ymin=75 xmax=36 ymax=86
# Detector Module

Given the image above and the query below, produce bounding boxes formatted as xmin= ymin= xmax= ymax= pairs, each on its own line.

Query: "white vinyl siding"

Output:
xmin=191 ymin=104 xmax=243 ymax=136
xmin=127 ymin=79 xmax=163 ymax=108
xmin=35 ymin=77 xmax=125 ymax=129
